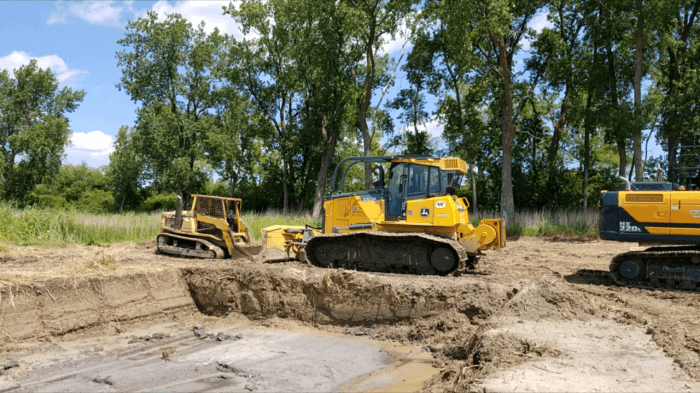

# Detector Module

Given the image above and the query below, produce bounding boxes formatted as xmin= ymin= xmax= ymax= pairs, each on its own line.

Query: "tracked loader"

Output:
xmin=598 ymin=145 xmax=700 ymax=291
xmin=264 ymin=156 xmax=506 ymax=275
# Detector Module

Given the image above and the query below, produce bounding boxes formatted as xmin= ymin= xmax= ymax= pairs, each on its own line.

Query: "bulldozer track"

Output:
xmin=157 ymin=233 xmax=225 ymax=259
xmin=610 ymin=247 xmax=700 ymax=293
xmin=304 ymin=231 xmax=476 ymax=276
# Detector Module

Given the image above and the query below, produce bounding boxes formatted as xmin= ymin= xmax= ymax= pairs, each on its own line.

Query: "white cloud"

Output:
xmin=522 ymin=11 xmax=554 ymax=51
xmin=68 ymin=131 xmax=115 ymax=159
xmin=0 ymin=51 xmax=86 ymax=84
xmin=424 ymin=118 xmax=443 ymax=138
xmin=48 ymin=1 xmax=125 ymax=27
xmin=151 ymin=1 xmax=245 ymax=39
xmin=530 ymin=12 xmax=553 ymax=34
xmin=396 ymin=117 xmax=443 ymax=138
xmin=378 ymin=19 xmax=413 ymax=57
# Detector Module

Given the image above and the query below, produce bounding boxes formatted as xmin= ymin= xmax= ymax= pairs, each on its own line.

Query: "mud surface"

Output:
xmin=0 ymin=237 xmax=699 ymax=392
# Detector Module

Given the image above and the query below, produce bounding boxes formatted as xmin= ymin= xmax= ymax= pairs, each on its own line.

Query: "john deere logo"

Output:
xmin=420 ymin=208 xmax=430 ymax=217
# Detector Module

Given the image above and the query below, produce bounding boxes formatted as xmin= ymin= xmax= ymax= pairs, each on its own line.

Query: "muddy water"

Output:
xmin=4 ymin=322 xmax=437 ymax=392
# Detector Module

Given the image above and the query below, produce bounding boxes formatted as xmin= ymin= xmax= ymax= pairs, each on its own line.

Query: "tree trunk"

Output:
xmin=119 ymin=193 xmax=126 ymax=213
xmin=546 ymin=87 xmax=570 ymax=209
xmin=605 ymin=10 xmax=624 ymax=178
xmin=445 ymin=52 xmax=479 ymax=213
xmin=362 ymin=129 xmax=373 ymax=190
xmin=358 ymin=25 xmax=377 ymax=190
xmin=312 ymin=116 xmax=339 ymax=219
xmin=582 ymin=90 xmax=594 ymax=210
xmin=501 ymin=134 xmax=515 ymax=223
xmin=467 ymin=150 xmax=478 ymax=215
xmin=229 ymin=172 xmax=238 ymax=198
xmin=282 ymin=177 xmax=289 ymax=215
xmin=633 ymin=0 xmax=644 ymax=181
xmin=491 ymin=31 xmax=516 ymax=222
xmin=668 ymin=134 xmax=677 ymax=183
xmin=617 ymin=138 xmax=627 ymax=177
xmin=583 ymin=123 xmax=590 ymax=209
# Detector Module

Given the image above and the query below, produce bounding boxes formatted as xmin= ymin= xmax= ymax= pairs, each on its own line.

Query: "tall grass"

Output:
xmin=0 ymin=203 xmax=596 ymax=247
xmin=471 ymin=209 xmax=598 ymax=236
xmin=0 ymin=203 xmax=322 ymax=246
xmin=242 ymin=210 xmax=321 ymax=240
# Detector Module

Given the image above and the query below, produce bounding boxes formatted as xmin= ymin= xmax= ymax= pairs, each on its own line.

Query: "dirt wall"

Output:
xmin=182 ymin=265 xmax=508 ymax=326
xmin=0 ymin=269 xmax=194 ymax=342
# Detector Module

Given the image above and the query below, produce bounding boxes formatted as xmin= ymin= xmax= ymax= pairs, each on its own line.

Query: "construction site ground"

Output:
xmin=1 ymin=236 xmax=699 ymax=392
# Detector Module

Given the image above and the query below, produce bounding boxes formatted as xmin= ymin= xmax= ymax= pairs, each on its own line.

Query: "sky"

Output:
xmin=0 ymin=1 xmax=562 ymax=169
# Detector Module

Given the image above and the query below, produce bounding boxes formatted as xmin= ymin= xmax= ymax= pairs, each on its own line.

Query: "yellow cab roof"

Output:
xmin=391 ymin=157 xmax=468 ymax=174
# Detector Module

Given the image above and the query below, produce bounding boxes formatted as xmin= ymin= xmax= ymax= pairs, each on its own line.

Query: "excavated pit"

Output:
xmin=1 ymin=238 xmax=700 ymax=392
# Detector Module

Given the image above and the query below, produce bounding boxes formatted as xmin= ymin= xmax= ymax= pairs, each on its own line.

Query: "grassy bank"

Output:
xmin=0 ymin=204 xmax=595 ymax=247
xmin=471 ymin=209 xmax=597 ymax=236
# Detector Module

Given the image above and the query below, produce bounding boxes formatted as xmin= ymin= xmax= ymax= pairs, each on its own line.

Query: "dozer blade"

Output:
xmin=157 ymin=233 xmax=225 ymax=259
xmin=259 ymin=225 xmax=314 ymax=262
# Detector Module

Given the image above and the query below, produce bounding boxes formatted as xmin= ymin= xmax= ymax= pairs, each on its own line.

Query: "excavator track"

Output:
xmin=304 ymin=231 xmax=475 ymax=276
xmin=609 ymin=246 xmax=700 ymax=293
xmin=157 ymin=233 xmax=225 ymax=259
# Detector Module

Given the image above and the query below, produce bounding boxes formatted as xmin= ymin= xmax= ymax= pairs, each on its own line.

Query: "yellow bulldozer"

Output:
xmin=158 ymin=155 xmax=506 ymax=275
xmin=157 ymin=195 xmax=261 ymax=260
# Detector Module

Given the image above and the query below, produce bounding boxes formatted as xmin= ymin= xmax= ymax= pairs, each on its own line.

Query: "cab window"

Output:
xmin=429 ymin=167 xmax=441 ymax=194
xmin=408 ymin=165 xmax=429 ymax=196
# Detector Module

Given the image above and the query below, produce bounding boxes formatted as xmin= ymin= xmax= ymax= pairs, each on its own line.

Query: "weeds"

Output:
xmin=471 ymin=209 xmax=597 ymax=236
xmin=0 ymin=203 xmax=595 ymax=248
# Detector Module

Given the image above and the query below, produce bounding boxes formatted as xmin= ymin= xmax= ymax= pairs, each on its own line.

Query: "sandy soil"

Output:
xmin=0 ymin=236 xmax=699 ymax=392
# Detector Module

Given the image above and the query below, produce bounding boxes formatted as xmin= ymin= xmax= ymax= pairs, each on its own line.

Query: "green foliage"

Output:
xmin=27 ymin=164 xmax=113 ymax=213
xmin=116 ymin=11 xmax=221 ymax=202
xmin=140 ymin=193 xmax=178 ymax=212
xmin=0 ymin=60 xmax=85 ymax=202
xmin=107 ymin=126 xmax=144 ymax=211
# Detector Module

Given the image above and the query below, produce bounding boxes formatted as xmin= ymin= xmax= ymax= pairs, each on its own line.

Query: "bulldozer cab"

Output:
xmin=327 ymin=156 xmax=469 ymax=224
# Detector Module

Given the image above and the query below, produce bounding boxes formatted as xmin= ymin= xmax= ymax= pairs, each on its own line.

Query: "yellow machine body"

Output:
xmin=320 ymin=157 xmax=505 ymax=253
xmin=158 ymin=195 xmax=260 ymax=260
xmin=261 ymin=155 xmax=506 ymax=275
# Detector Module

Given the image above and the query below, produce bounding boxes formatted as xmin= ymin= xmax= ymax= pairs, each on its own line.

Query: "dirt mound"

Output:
xmin=500 ymin=276 xmax=596 ymax=321
xmin=425 ymin=327 xmax=561 ymax=393
xmin=647 ymin=323 xmax=700 ymax=380
xmin=136 ymin=239 xmax=157 ymax=250
xmin=181 ymin=265 xmax=509 ymax=329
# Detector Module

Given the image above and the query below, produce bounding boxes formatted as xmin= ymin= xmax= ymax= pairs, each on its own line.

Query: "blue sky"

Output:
xmin=0 ymin=1 xmax=260 ymax=168
xmin=7 ymin=1 xmax=640 ymax=171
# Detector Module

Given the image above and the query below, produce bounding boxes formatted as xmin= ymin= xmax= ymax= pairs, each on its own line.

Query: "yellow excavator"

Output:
xmin=158 ymin=155 xmax=506 ymax=275
xmin=598 ymin=145 xmax=700 ymax=291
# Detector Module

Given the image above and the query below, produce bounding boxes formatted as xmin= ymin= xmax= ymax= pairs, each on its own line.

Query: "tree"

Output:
xmin=447 ymin=0 xmax=540 ymax=220
xmin=654 ymin=0 xmax=700 ymax=168
xmin=292 ymin=0 xmax=359 ymax=218
xmin=205 ymin=90 xmax=262 ymax=198
xmin=386 ymin=83 xmax=432 ymax=155
xmin=405 ymin=1 xmax=485 ymax=212
xmin=223 ymin=0 xmax=307 ymax=213
xmin=116 ymin=11 xmax=222 ymax=206
xmin=0 ymin=60 xmax=85 ymax=202
xmin=527 ymin=0 xmax=585 ymax=208
xmin=107 ymin=126 xmax=144 ymax=212
xmin=345 ymin=0 xmax=417 ymax=188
